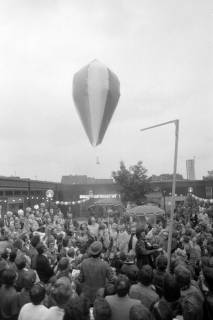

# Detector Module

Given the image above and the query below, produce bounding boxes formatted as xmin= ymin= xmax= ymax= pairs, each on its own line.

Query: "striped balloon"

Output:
xmin=73 ymin=60 xmax=120 ymax=146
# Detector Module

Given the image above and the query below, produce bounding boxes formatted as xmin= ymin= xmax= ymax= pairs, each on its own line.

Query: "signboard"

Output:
xmin=79 ymin=194 xmax=118 ymax=199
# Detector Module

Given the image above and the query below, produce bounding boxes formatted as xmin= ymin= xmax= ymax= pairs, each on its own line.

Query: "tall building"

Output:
xmin=186 ymin=159 xmax=195 ymax=180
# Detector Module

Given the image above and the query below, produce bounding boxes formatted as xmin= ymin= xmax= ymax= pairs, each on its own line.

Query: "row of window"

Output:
xmin=0 ymin=190 xmax=44 ymax=197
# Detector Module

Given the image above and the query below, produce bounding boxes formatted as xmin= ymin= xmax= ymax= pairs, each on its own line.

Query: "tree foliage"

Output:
xmin=112 ymin=161 xmax=150 ymax=204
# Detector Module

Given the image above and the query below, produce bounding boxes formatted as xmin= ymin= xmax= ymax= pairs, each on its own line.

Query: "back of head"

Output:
xmin=163 ymin=274 xmax=180 ymax=302
xmin=30 ymin=283 xmax=46 ymax=305
xmin=63 ymin=296 xmax=89 ymax=320
xmin=203 ymin=266 xmax=213 ymax=291
xmin=174 ymin=265 xmax=191 ymax=289
xmin=15 ymin=255 xmax=26 ymax=270
xmin=138 ymin=265 xmax=153 ymax=286
xmin=115 ymin=275 xmax=130 ymax=297
xmin=9 ymin=250 xmax=17 ymax=263
xmin=68 ymin=248 xmax=75 ymax=258
xmin=130 ymin=304 xmax=152 ymax=320
xmin=182 ymin=292 xmax=203 ymax=320
xmin=136 ymin=226 xmax=146 ymax=240
xmin=62 ymin=237 xmax=69 ymax=248
xmin=104 ymin=283 xmax=116 ymax=296
xmin=156 ymin=255 xmax=168 ymax=272
xmin=52 ymin=278 xmax=71 ymax=308
xmin=14 ymin=239 xmax=23 ymax=250
xmin=31 ymin=235 xmax=40 ymax=248
xmin=23 ymin=270 xmax=36 ymax=290
xmin=36 ymin=243 xmax=45 ymax=255
xmin=93 ymin=297 xmax=111 ymax=320
xmin=2 ymin=268 xmax=17 ymax=287
xmin=58 ymin=257 xmax=69 ymax=272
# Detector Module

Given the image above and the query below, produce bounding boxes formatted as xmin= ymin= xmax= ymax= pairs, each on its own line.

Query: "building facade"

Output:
xmin=0 ymin=176 xmax=213 ymax=215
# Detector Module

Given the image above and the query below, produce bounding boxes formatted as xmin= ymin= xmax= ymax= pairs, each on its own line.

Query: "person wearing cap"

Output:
xmin=78 ymin=241 xmax=114 ymax=305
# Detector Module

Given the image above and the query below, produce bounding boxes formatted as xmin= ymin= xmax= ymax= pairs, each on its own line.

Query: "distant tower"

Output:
xmin=186 ymin=159 xmax=196 ymax=180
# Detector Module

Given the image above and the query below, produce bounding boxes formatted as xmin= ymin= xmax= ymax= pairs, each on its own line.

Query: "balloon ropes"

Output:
xmin=72 ymin=60 xmax=120 ymax=147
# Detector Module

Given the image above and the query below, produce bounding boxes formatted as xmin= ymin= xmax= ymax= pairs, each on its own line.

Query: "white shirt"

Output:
xmin=43 ymin=306 xmax=64 ymax=320
xmin=88 ymin=223 xmax=99 ymax=238
xmin=18 ymin=303 xmax=49 ymax=320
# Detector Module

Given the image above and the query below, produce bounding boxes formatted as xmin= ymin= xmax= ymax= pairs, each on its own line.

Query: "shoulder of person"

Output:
xmin=130 ymin=297 xmax=141 ymax=304
xmin=129 ymin=284 xmax=139 ymax=293
xmin=105 ymin=295 xmax=113 ymax=303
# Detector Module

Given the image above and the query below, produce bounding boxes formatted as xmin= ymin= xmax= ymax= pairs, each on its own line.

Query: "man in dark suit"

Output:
xmin=79 ymin=241 xmax=114 ymax=305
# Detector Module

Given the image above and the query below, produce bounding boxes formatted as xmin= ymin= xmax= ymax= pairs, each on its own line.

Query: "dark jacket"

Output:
xmin=152 ymin=298 xmax=182 ymax=320
xmin=204 ymin=291 xmax=213 ymax=320
xmin=35 ymin=254 xmax=53 ymax=283
xmin=0 ymin=285 xmax=19 ymax=320
xmin=135 ymin=238 xmax=157 ymax=269
xmin=121 ymin=262 xmax=139 ymax=284
xmin=15 ymin=269 xmax=27 ymax=292
xmin=79 ymin=256 xmax=114 ymax=304
xmin=153 ymin=269 xmax=168 ymax=297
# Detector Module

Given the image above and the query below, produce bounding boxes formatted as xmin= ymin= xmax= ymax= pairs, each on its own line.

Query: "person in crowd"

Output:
xmin=127 ymin=223 xmax=137 ymax=256
xmin=78 ymin=241 xmax=114 ymax=305
xmin=44 ymin=278 xmax=71 ymax=320
xmin=18 ymin=269 xmax=37 ymax=308
xmin=202 ymin=265 xmax=213 ymax=320
xmin=63 ymin=295 xmax=90 ymax=320
xmin=129 ymin=304 xmax=153 ymax=320
xmin=152 ymin=274 xmax=182 ymax=320
xmin=117 ymin=224 xmax=130 ymax=255
xmin=30 ymin=234 xmax=40 ymax=269
xmin=18 ymin=283 xmax=49 ymax=320
xmin=55 ymin=257 xmax=72 ymax=280
xmin=8 ymin=250 xmax=17 ymax=271
xmin=105 ymin=275 xmax=141 ymax=320
xmin=88 ymin=217 xmax=99 ymax=239
xmin=15 ymin=255 xmax=28 ymax=292
xmin=129 ymin=264 xmax=159 ymax=310
xmin=174 ymin=264 xmax=204 ymax=319
xmin=135 ymin=226 xmax=161 ymax=269
xmin=153 ymin=255 xmax=168 ymax=297
xmin=0 ymin=268 xmax=20 ymax=320
xmin=93 ymin=297 xmax=112 ymax=320
xmin=35 ymin=243 xmax=54 ymax=283
xmin=120 ymin=253 xmax=139 ymax=284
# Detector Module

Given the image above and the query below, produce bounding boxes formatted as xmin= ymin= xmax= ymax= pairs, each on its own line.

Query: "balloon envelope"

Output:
xmin=73 ymin=60 xmax=120 ymax=146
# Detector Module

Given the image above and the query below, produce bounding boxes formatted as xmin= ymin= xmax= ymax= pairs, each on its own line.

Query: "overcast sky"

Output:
xmin=0 ymin=0 xmax=212 ymax=182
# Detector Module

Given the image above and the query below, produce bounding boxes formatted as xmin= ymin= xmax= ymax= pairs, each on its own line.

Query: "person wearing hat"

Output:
xmin=78 ymin=241 xmax=114 ymax=305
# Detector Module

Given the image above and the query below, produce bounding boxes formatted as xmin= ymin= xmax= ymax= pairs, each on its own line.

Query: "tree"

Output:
xmin=112 ymin=161 xmax=150 ymax=204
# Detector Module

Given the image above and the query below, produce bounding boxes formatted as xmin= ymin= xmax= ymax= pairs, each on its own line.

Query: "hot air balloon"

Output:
xmin=73 ymin=60 xmax=120 ymax=146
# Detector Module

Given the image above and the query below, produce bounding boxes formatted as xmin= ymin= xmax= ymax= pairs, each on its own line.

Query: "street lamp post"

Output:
xmin=162 ymin=190 xmax=166 ymax=211
xmin=140 ymin=119 xmax=179 ymax=271
xmin=46 ymin=189 xmax=54 ymax=212
xmin=27 ymin=179 xmax=31 ymax=207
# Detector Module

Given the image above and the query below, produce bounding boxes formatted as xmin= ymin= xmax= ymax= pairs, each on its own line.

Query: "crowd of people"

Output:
xmin=0 ymin=201 xmax=212 ymax=320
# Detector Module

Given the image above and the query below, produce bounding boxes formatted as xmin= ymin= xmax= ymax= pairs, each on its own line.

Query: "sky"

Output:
xmin=0 ymin=0 xmax=212 ymax=182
